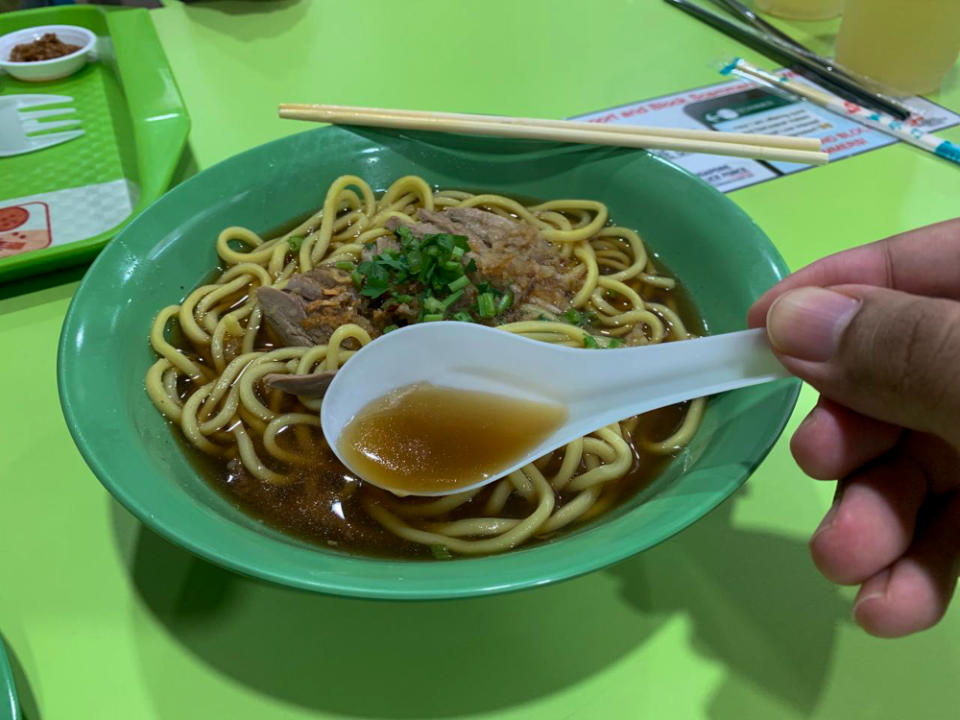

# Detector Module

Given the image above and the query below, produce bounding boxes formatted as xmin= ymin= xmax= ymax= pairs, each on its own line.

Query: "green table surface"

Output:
xmin=2 ymin=1 xmax=959 ymax=718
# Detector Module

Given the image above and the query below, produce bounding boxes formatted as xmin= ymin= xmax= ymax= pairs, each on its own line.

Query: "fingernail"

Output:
xmin=854 ymin=568 xmax=892 ymax=608
xmin=796 ymin=406 xmax=822 ymax=433
xmin=812 ymin=483 xmax=845 ymax=540
xmin=812 ymin=501 xmax=839 ymax=540
xmin=767 ymin=288 xmax=861 ymax=362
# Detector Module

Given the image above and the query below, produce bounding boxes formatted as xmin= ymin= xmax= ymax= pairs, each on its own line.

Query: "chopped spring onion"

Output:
xmin=423 ymin=296 xmax=446 ymax=314
xmin=383 ymin=324 xmax=399 ymax=333
xmin=441 ymin=289 xmax=464 ymax=308
xmin=452 ymin=311 xmax=473 ymax=322
xmin=430 ymin=544 xmax=454 ymax=560
xmin=287 ymin=236 xmax=303 ymax=251
xmin=334 ymin=261 xmax=355 ymax=271
xmin=607 ymin=338 xmax=622 ymax=349
xmin=351 ymin=227 xmax=480 ymax=325
xmin=496 ymin=290 xmax=513 ymax=314
xmin=563 ymin=308 xmax=594 ymax=327
xmin=477 ymin=292 xmax=496 ymax=318
xmin=448 ymin=275 xmax=470 ymax=292
xmin=405 ymin=249 xmax=424 ymax=273
xmin=583 ymin=334 xmax=599 ymax=349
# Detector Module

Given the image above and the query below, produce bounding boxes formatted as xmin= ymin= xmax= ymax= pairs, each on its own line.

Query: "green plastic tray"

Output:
xmin=0 ymin=5 xmax=188 ymax=283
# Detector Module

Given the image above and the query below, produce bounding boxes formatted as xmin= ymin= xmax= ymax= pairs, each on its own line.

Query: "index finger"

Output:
xmin=748 ymin=217 xmax=960 ymax=328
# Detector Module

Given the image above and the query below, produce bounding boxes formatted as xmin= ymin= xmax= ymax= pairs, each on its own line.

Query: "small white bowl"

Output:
xmin=0 ymin=25 xmax=96 ymax=82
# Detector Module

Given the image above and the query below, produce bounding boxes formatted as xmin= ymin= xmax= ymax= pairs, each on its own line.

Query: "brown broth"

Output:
xmin=339 ymin=383 xmax=567 ymax=495
xmin=191 ymin=400 xmax=695 ymax=559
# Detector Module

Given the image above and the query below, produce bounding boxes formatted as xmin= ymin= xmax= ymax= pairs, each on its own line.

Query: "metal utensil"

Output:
xmin=706 ymin=0 xmax=864 ymax=83
xmin=664 ymin=0 xmax=912 ymax=121
xmin=707 ymin=0 xmax=820 ymax=53
xmin=0 ymin=94 xmax=83 ymax=158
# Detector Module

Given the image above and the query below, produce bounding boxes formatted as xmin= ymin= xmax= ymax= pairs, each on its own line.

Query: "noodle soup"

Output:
xmin=145 ymin=175 xmax=706 ymax=559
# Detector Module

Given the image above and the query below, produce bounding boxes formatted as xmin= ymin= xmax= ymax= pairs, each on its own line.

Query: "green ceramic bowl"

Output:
xmin=0 ymin=635 xmax=18 ymax=720
xmin=59 ymin=126 xmax=799 ymax=599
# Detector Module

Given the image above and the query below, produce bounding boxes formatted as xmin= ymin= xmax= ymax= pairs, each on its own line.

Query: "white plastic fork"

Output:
xmin=0 ymin=94 xmax=84 ymax=157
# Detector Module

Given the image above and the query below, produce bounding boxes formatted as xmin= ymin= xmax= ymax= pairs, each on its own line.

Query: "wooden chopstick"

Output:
xmin=278 ymin=103 xmax=828 ymax=165
xmin=281 ymin=103 xmax=820 ymax=152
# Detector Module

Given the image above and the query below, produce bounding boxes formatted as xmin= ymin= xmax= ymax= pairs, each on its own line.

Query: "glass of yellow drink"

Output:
xmin=836 ymin=0 xmax=960 ymax=95
xmin=754 ymin=0 xmax=844 ymax=21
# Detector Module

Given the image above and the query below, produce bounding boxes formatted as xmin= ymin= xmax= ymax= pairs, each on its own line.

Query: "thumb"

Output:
xmin=766 ymin=285 xmax=960 ymax=446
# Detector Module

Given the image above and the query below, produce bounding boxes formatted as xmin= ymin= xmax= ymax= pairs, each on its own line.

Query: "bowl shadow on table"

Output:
xmin=181 ymin=0 xmax=309 ymax=40
xmin=0 ymin=264 xmax=88 ymax=307
xmin=609 ymin=495 xmax=848 ymax=719
xmin=112 ymin=488 xmax=847 ymax=719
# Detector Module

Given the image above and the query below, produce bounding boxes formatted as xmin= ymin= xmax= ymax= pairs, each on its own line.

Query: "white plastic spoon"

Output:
xmin=321 ymin=323 xmax=789 ymax=496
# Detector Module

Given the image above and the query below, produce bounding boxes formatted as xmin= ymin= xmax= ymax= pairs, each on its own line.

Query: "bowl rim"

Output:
xmin=58 ymin=126 xmax=801 ymax=599
xmin=0 ymin=24 xmax=96 ymax=67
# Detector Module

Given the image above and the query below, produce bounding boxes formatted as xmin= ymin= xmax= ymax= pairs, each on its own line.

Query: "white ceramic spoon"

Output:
xmin=321 ymin=323 xmax=789 ymax=496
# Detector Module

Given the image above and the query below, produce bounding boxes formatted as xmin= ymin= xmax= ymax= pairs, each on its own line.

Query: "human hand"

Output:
xmin=748 ymin=218 xmax=960 ymax=637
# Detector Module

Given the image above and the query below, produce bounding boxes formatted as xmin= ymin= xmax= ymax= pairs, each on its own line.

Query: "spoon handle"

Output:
xmin=561 ymin=329 xmax=790 ymax=428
